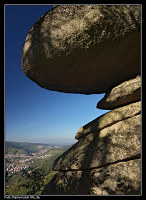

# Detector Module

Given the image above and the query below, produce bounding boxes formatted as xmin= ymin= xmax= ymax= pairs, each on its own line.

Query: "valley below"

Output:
xmin=5 ymin=141 xmax=72 ymax=195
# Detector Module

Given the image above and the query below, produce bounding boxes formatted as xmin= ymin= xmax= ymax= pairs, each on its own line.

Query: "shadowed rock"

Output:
xmin=22 ymin=5 xmax=141 ymax=94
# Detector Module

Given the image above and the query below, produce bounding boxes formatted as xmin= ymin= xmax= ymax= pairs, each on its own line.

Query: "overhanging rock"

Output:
xmin=22 ymin=5 xmax=141 ymax=94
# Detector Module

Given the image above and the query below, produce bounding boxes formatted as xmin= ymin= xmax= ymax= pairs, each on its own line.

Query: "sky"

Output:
xmin=5 ymin=5 xmax=110 ymax=145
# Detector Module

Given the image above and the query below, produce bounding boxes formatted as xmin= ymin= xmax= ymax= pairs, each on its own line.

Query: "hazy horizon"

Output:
xmin=5 ymin=139 xmax=76 ymax=146
xmin=5 ymin=140 xmax=76 ymax=146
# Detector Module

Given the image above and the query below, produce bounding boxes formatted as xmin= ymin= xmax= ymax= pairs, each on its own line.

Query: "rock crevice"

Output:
xmin=42 ymin=158 xmax=141 ymax=195
xmin=56 ymin=154 xmax=141 ymax=172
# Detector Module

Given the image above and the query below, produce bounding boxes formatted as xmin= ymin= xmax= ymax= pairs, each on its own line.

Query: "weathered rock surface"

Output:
xmin=42 ymin=158 xmax=141 ymax=195
xmin=53 ymin=114 xmax=141 ymax=171
xmin=75 ymin=101 xmax=141 ymax=140
xmin=97 ymin=75 xmax=141 ymax=109
xmin=22 ymin=5 xmax=141 ymax=94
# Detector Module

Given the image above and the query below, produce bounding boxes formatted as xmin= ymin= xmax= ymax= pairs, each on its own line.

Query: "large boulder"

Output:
xmin=22 ymin=5 xmax=141 ymax=94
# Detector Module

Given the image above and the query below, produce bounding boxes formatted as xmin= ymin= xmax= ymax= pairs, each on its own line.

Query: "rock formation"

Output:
xmin=21 ymin=5 xmax=141 ymax=195
xmin=22 ymin=5 xmax=141 ymax=94
xmin=42 ymin=76 xmax=141 ymax=195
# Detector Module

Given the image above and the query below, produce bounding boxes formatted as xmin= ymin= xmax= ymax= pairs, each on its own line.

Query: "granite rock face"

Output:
xmin=97 ymin=75 xmax=141 ymax=110
xmin=22 ymin=5 xmax=141 ymax=94
xmin=43 ymin=159 xmax=141 ymax=195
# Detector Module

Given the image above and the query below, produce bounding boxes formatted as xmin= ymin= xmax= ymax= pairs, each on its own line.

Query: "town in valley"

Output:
xmin=5 ymin=142 xmax=68 ymax=176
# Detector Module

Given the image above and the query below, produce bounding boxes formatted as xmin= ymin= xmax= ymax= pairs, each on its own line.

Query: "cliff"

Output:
xmin=21 ymin=5 xmax=141 ymax=195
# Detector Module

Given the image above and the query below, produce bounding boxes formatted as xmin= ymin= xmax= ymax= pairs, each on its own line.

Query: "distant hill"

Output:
xmin=5 ymin=141 xmax=52 ymax=155
xmin=5 ymin=141 xmax=73 ymax=155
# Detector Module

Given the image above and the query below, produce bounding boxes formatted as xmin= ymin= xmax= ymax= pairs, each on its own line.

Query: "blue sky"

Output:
xmin=5 ymin=5 xmax=109 ymax=145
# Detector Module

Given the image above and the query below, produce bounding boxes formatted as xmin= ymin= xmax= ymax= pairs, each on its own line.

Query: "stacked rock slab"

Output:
xmin=42 ymin=76 xmax=141 ymax=195
xmin=21 ymin=5 xmax=141 ymax=195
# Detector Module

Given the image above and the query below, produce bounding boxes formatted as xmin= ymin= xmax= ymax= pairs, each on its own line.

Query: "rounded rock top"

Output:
xmin=21 ymin=5 xmax=141 ymax=94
